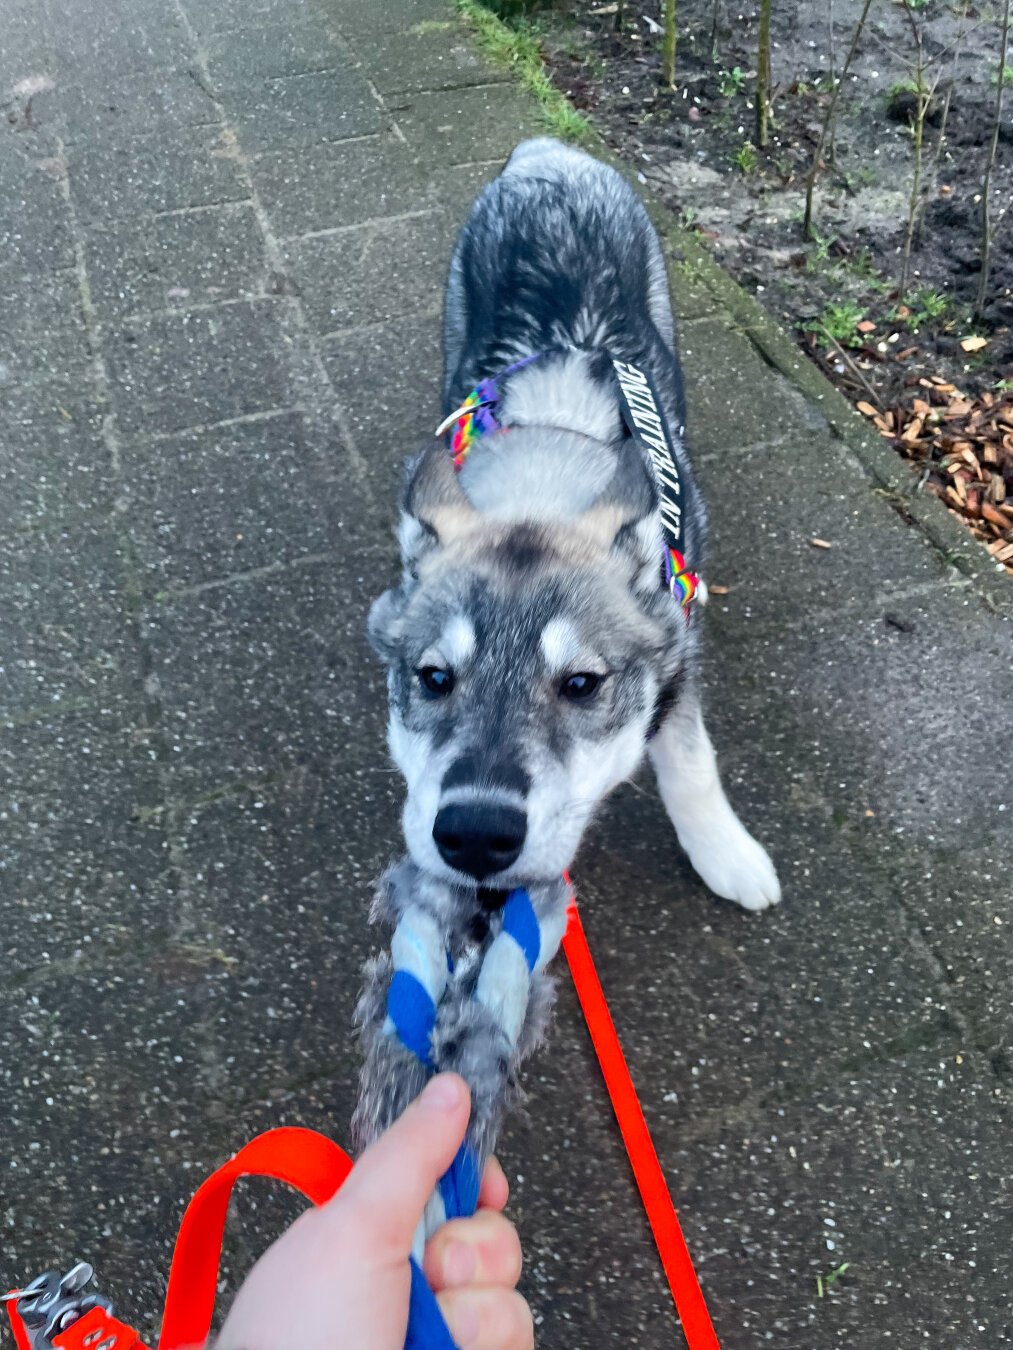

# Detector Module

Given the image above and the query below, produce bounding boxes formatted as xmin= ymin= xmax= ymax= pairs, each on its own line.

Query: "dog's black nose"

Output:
xmin=433 ymin=802 xmax=527 ymax=880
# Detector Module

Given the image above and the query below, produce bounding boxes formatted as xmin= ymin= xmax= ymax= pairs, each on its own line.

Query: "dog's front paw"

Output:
xmin=683 ymin=817 xmax=782 ymax=912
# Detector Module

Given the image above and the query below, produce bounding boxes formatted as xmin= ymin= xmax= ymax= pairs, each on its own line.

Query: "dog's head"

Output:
xmin=369 ymin=439 xmax=690 ymax=887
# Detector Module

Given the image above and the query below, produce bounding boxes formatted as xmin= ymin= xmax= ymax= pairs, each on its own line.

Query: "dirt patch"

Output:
xmin=524 ymin=0 xmax=1013 ymax=569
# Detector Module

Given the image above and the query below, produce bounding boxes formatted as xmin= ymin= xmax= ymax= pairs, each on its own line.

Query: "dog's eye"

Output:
xmin=559 ymin=672 xmax=604 ymax=703
xmin=417 ymin=666 xmax=455 ymax=697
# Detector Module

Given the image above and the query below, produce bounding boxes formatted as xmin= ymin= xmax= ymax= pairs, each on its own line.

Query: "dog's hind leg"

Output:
xmin=649 ymin=687 xmax=781 ymax=911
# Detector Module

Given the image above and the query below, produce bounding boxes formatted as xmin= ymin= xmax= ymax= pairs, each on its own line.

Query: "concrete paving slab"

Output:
xmin=0 ymin=264 xmax=90 ymax=385
xmin=694 ymin=435 xmax=949 ymax=624
xmin=0 ymin=701 xmax=166 ymax=979
xmin=250 ymin=135 xmax=433 ymax=239
xmin=0 ymin=380 xmax=109 ymax=532
xmin=221 ymin=67 xmax=382 ymax=154
xmin=203 ymin=21 xmax=348 ymax=88
xmin=881 ymin=837 xmax=1013 ymax=1061
xmin=53 ymin=67 xmax=221 ymax=145
xmin=178 ymin=0 xmax=330 ymax=38
xmin=573 ymin=790 xmax=954 ymax=1127
xmin=667 ymin=1049 xmax=1013 ymax=1347
xmin=282 ymin=209 xmax=454 ymax=334
xmin=1 ymin=522 xmax=138 ymax=715
xmin=103 ymin=300 xmax=293 ymax=438
xmin=43 ymin=0 xmax=192 ymax=78
xmin=680 ymin=318 xmax=831 ymax=452
xmin=391 ymin=82 xmax=540 ymax=165
xmin=320 ymin=311 xmax=444 ymax=468
xmin=67 ymin=126 xmax=250 ymax=224
xmin=81 ymin=203 xmax=267 ymax=322
xmin=0 ymin=142 xmax=76 ymax=273
xmin=167 ymin=764 xmax=400 ymax=1102
xmin=140 ymin=559 xmax=388 ymax=796
xmin=349 ymin=21 xmax=513 ymax=96
xmin=120 ymin=411 xmax=338 ymax=592
xmin=703 ymin=588 xmax=1012 ymax=850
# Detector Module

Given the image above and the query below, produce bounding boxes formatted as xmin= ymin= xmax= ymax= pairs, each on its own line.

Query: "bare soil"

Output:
xmin=533 ymin=0 xmax=1013 ymax=566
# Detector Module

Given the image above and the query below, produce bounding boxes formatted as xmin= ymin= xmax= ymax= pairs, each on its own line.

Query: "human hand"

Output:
xmin=216 ymin=1074 xmax=533 ymax=1350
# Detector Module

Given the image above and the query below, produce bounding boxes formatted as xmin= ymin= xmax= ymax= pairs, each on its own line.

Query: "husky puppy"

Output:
xmin=368 ymin=138 xmax=780 ymax=912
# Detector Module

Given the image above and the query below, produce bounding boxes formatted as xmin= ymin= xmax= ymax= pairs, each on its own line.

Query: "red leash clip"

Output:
xmin=4 ymin=1263 xmax=146 ymax=1350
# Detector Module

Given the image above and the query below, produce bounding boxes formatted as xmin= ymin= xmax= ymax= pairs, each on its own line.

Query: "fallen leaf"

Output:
xmin=709 ymin=583 xmax=730 ymax=595
xmin=856 ymin=319 xmax=876 ymax=334
xmin=856 ymin=400 xmax=879 ymax=418
xmin=960 ymin=335 xmax=988 ymax=353
xmin=809 ymin=537 xmax=832 ymax=549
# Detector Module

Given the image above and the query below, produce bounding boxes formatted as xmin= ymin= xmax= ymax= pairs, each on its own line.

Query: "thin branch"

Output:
xmin=803 ymin=0 xmax=876 ymax=240
xmin=976 ymin=0 xmax=1012 ymax=319
xmin=756 ymin=0 xmax=772 ymax=148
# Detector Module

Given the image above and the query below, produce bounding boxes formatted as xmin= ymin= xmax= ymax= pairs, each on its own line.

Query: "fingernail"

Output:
xmin=419 ymin=1074 xmax=463 ymax=1113
xmin=443 ymin=1239 xmax=476 ymax=1286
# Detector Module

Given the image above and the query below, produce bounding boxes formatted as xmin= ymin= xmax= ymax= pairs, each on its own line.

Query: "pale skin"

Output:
xmin=214 ymin=1074 xmax=533 ymax=1350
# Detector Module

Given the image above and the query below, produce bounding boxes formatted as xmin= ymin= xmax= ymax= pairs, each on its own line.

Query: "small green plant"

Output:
xmin=718 ymin=66 xmax=745 ymax=96
xmin=732 ymin=141 xmax=758 ymax=173
xmin=889 ymin=77 xmax=920 ymax=99
xmin=889 ymin=288 xmax=951 ymax=328
xmin=992 ymin=62 xmax=1013 ymax=86
xmin=995 ymin=377 xmax=1013 ymax=392
xmin=807 ymin=225 xmax=838 ymax=264
xmin=816 ymin=1262 xmax=852 ymax=1299
xmin=805 ymin=300 xmax=866 ymax=346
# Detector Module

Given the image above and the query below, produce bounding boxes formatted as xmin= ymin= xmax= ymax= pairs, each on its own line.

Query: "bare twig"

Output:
xmin=756 ymin=0 xmax=772 ymax=148
xmin=710 ymin=0 xmax=721 ymax=63
xmin=662 ymin=0 xmax=676 ymax=88
xmin=976 ymin=0 xmax=1012 ymax=319
xmin=899 ymin=2 xmax=938 ymax=296
xmin=803 ymin=0 xmax=876 ymax=240
xmin=819 ymin=327 xmax=885 ymax=410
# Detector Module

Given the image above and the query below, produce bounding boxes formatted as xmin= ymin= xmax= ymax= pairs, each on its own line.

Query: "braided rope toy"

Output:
xmin=352 ymin=860 xmax=569 ymax=1345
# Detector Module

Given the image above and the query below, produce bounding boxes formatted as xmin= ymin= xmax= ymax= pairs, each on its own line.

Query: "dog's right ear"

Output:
xmin=398 ymin=443 xmax=478 ymax=575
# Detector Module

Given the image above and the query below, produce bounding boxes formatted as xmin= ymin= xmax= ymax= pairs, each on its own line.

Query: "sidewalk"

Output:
xmin=1 ymin=0 xmax=1010 ymax=1345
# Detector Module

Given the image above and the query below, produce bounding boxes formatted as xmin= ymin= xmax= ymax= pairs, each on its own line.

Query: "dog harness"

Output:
xmin=435 ymin=351 xmax=701 ymax=611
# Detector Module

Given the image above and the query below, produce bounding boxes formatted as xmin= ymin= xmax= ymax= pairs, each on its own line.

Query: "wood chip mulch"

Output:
xmin=854 ymin=381 xmax=1013 ymax=572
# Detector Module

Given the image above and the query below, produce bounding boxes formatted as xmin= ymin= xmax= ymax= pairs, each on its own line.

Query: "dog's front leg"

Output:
xmin=649 ymin=685 xmax=781 ymax=911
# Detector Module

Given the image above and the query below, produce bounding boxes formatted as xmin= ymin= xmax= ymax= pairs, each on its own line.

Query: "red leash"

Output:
xmin=562 ymin=901 xmax=720 ymax=1350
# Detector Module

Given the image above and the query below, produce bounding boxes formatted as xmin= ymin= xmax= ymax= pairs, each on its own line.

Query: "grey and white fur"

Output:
xmin=354 ymin=139 xmax=780 ymax=1165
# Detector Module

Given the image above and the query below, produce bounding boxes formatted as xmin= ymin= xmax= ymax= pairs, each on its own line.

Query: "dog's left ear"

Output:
xmin=398 ymin=442 xmax=478 ymax=574
xmin=370 ymin=445 xmax=480 ymax=664
xmin=578 ymin=445 xmax=662 ymax=595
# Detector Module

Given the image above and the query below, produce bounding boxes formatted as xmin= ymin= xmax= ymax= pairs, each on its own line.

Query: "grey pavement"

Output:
xmin=1 ymin=1 xmax=1011 ymax=1346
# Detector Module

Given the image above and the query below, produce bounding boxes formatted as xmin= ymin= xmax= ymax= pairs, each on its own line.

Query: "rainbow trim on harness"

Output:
xmin=666 ymin=547 xmax=699 ymax=607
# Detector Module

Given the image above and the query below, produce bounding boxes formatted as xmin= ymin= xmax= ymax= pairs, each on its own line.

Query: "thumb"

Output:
xmin=335 ymin=1074 xmax=471 ymax=1260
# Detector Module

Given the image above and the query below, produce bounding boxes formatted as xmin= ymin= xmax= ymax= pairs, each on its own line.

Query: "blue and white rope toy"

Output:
xmin=353 ymin=861 xmax=569 ymax=1349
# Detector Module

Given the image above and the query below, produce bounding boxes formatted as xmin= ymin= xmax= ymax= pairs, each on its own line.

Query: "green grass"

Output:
xmin=455 ymin=0 xmax=593 ymax=142
xmin=732 ymin=141 xmax=758 ymax=174
xmin=816 ymin=1261 xmax=851 ymax=1299
xmin=889 ymin=288 xmax=952 ymax=329
xmin=992 ymin=63 xmax=1013 ymax=87
xmin=804 ymin=300 xmax=866 ymax=347
xmin=718 ymin=66 xmax=745 ymax=97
